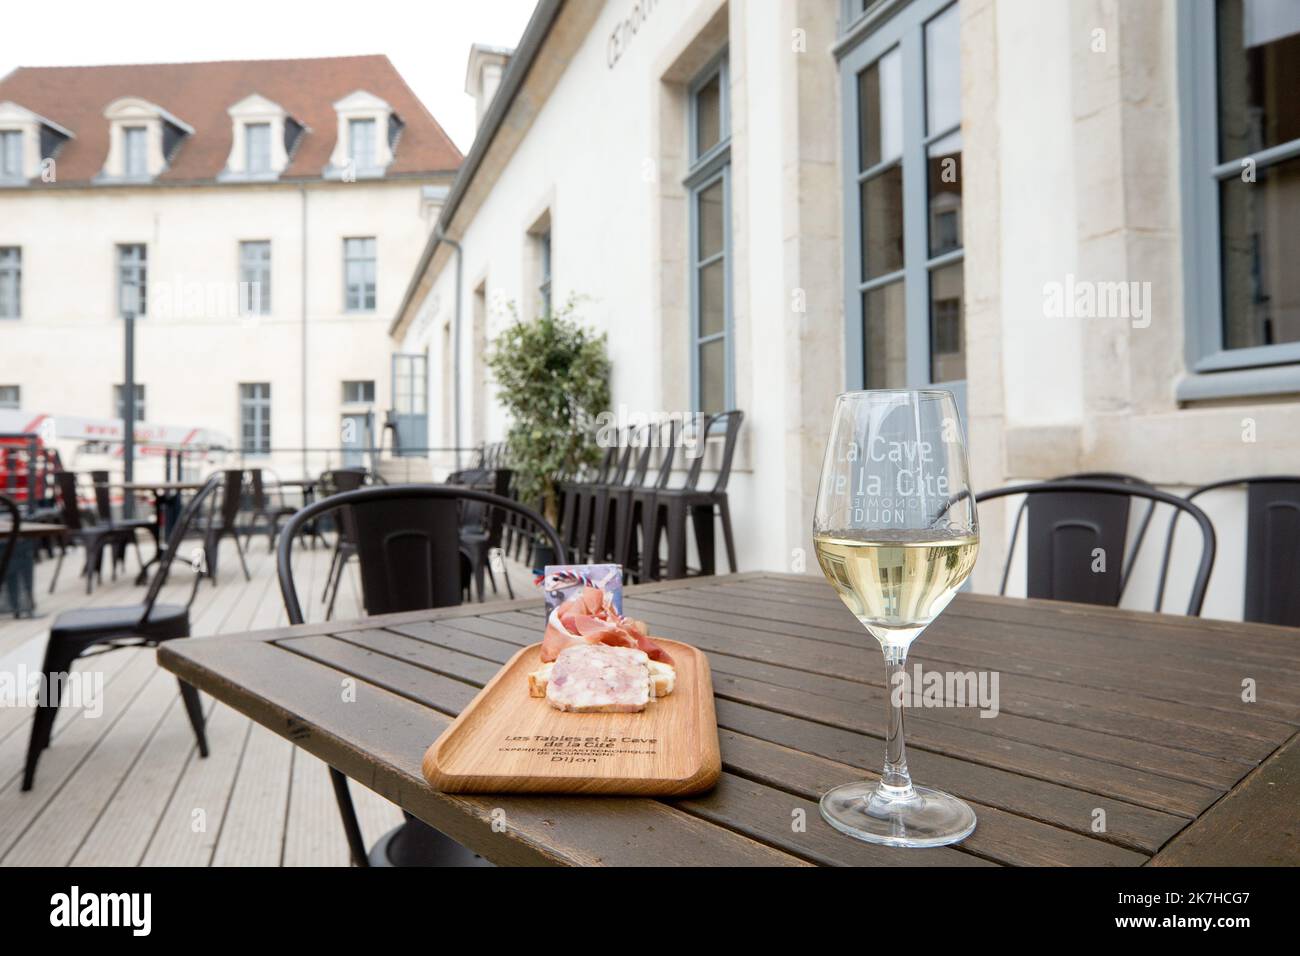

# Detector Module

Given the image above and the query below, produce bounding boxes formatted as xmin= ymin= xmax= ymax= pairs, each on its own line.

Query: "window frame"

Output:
xmin=245 ymin=121 xmax=272 ymax=174
xmin=239 ymin=240 xmax=272 ymax=316
xmin=0 ymin=130 xmax=23 ymax=180
xmin=116 ymin=243 xmax=147 ymax=317
xmin=239 ymin=382 xmax=272 ymax=455
xmin=123 ymin=125 xmax=148 ymax=178
xmin=538 ymin=229 xmax=553 ymax=317
xmin=0 ymin=385 xmax=20 ymax=409
xmin=838 ymin=0 xmax=965 ymax=405
xmin=1177 ymin=0 xmax=1300 ymax=400
xmin=686 ymin=50 xmax=734 ymax=415
xmin=0 ymin=247 xmax=20 ymax=319
xmin=343 ymin=236 xmax=377 ymax=313
xmin=342 ymin=380 xmax=376 ymax=404
xmin=348 ymin=117 xmax=377 ymax=170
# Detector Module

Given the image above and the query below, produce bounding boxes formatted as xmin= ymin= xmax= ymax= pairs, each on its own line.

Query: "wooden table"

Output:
xmin=116 ymin=481 xmax=207 ymax=583
xmin=157 ymin=572 xmax=1300 ymax=866
xmin=0 ymin=521 xmax=67 ymax=540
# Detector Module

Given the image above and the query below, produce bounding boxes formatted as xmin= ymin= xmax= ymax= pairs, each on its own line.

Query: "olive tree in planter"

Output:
xmin=486 ymin=297 xmax=611 ymax=561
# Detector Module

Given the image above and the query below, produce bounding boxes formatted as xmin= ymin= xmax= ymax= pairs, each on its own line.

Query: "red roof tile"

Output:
xmin=0 ymin=55 xmax=462 ymax=184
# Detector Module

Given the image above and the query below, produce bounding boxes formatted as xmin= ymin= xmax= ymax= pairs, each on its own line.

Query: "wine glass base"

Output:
xmin=820 ymin=781 xmax=976 ymax=848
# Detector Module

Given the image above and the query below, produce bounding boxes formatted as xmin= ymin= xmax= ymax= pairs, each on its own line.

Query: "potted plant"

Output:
xmin=486 ymin=296 xmax=610 ymax=566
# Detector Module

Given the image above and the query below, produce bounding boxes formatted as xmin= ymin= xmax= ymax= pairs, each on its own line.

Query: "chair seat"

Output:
xmin=113 ymin=518 xmax=155 ymax=531
xmin=52 ymin=601 xmax=189 ymax=642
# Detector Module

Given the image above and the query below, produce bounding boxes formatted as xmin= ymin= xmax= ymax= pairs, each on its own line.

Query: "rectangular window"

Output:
xmin=348 ymin=118 xmax=376 ymax=169
xmin=123 ymin=126 xmax=147 ymax=177
xmin=842 ymin=0 xmax=965 ymax=392
xmin=538 ymin=229 xmax=553 ymax=317
xmin=0 ymin=247 xmax=20 ymax=319
xmin=0 ymin=385 xmax=19 ymax=409
xmin=245 ymin=122 xmax=271 ymax=174
xmin=1181 ymin=0 xmax=1300 ymax=384
xmin=0 ymin=130 xmax=23 ymax=178
xmin=343 ymin=237 xmax=377 ymax=311
xmin=117 ymin=244 xmax=147 ymax=317
xmin=687 ymin=53 xmax=732 ymax=416
xmin=342 ymin=380 xmax=376 ymax=403
xmin=239 ymin=382 xmax=272 ymax=454
xmin=239 ymin=240 xmax=271 ymax=315
xmin=114 ymin=384 xmax=146 ymax=422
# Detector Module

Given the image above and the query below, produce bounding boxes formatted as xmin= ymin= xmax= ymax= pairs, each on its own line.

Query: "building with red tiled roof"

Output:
xmin=0 ymin=55 xmax=460 ymax=476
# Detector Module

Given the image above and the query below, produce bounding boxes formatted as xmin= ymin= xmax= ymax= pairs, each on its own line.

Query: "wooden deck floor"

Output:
xmin=0 ymin=531 xmax=538 ymax=866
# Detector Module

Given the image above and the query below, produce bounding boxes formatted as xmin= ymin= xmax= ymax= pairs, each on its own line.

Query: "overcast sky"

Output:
xmin=0 ymin=0 xmax=540 ymax=153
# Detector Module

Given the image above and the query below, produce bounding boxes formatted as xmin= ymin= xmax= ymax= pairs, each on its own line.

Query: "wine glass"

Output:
xmin=812 ymin=389 xmax=979 ymax=847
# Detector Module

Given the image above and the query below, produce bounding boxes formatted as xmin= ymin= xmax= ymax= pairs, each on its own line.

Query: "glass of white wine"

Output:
xmin=813 ymin=389 xmax=980 ymax=847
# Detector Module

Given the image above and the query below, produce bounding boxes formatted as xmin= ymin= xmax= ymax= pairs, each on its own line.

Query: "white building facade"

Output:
xmin=392 ymin=0 xmax=1299 ymax=622
xmin=0 ymin=56 xmax=460 ymax=478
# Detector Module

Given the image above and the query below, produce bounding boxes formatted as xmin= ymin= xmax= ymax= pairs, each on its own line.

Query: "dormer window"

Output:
xmin=0 ymin=131 xmax=21 ymax=178
xmin=348 ymin=118 xmax=376 ymax=170
xmin=220 ymin=94 xmax=302 ymax=182
xmin=123 ymin=126 xmax=147 ymax=177
xmin=0 ymin=101 xmax=74 ymax=184
xmin=246 ymin=122 xmax=271 ymax=174
xmin=326 ymin=90 xmax=397 ymax=179
xmin=99 ymin=97 xmax=192 ymax=183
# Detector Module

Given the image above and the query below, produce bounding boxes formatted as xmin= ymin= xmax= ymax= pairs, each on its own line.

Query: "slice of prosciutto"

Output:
xmin=541 ymin=585 xmax=673 ymax=665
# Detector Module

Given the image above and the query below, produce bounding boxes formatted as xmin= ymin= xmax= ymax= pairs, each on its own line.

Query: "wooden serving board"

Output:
xmin=423 ymin=639 xmax=721 ymax=796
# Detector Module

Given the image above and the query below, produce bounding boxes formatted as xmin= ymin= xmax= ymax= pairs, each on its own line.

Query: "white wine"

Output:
xmin=813 ymin=530 xmax=979 ymax=640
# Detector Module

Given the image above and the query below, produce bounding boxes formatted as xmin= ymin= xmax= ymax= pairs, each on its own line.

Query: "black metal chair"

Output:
xmin=195 ymin=469 xmax=250 ymax=585
xmin=242 ymin=468 xmax=297 ymax=552
xmin=641 ymin=410 xmax=744 ymax=581
xmin=614 ymin=418 xmax=679 ymax=579
xmin=1155 ymin=476 xmax=1300 ymax=625
xmin=996 ymin=472 xmax=1155 ymax=597
xmin=1 ymin=493 xmax=19 ymax=613
xmin=21 ymin=474 xmax=222 ymax=792
xmin=456 ymin=468 xmax=515 ymax=600
xmin=317 ymin=468 xmax=370 ymax=619
xmin=276 ymin=483 xmax=566 ymax=867
xmin=90 ymin=469 xmax=155 ymax=576
xmin=47 ymin=471 xmax=134 ymax=594
xmin=975 ymin=479 xmax=1216 ymax=616
xmin=571 ymin=437 xmax=636 ymax=563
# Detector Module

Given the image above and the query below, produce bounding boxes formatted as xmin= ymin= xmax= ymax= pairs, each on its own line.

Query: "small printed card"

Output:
xmin=541 ymin=563 xmax=624 ymax=616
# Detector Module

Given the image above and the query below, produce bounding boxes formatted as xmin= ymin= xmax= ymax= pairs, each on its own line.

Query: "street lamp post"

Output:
xmin=122 ymin=281 xmax=138 ymax=519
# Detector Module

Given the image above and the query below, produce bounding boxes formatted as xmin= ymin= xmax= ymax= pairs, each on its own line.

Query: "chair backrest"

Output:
xmin=693 ymin=409 xmax=744 ymax=494
xmin=248 ymin=469 xmax=268 ymax=512
xmin=52 ymin=472 xmax=84 ymax=531
xmin=1166 ymin=476 xmax=1300 ymax=626
xmin=652 ymin=418 xmax=680 ymax=490
xmin=218 ymin=470 xmax=244 ymax=527
xmin=999 ymin=472 xmax=1154 ymax=598
xmin=0 ymin=493 xmax=18 ymax=587
xmin=140 ymin=474 xmax=224 ymax=619
xmin=976 ymin=479 xmax=1216 ymax=616
xmin=276 ymin=484 xmax=566 ymax=623
xmin=627 ymin=422 xmax=663 ymax=488
xmin=90 ymin=470 xmax=114 ymax=525
xmin=608 ymin=432 xmax=636 ymax=486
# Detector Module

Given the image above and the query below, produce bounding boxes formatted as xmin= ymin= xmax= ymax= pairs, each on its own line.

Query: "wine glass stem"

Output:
xmin=881 ymin=647 xmax=915 ymax=798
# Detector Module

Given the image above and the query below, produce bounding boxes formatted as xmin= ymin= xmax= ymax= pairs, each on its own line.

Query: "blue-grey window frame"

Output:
xmin=837 ymin=0 xmax=966 ymax=409
xmin=686 ymin=50 xmax=734 ymax=414
xmin=343 ymin=236 xmax=377 ymax=313
xmin=1177 ymin=0 xmax=1300 ymax=401
xmin=0 ymin=246 xmax=20 ymax=319
xmin=239 ymin=382 xmax=272 ymax=455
